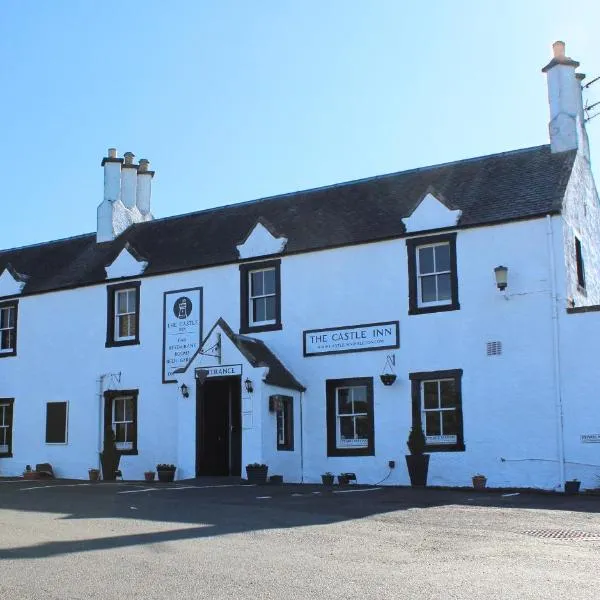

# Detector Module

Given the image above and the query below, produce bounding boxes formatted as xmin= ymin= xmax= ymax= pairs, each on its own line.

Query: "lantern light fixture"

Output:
xmin=494 ymin=265 xmax=508 ymax=291
xmin=244 ymin=378 xmax=254 ymax=394
xmin=180 ymin=383 xmax=190 ymax=398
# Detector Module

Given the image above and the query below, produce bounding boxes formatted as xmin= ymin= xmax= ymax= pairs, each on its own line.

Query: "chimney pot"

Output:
xmin=553 ymin=41 xmax=566 ymax=59
xmin=124 ymin=152 xmax=135 ymax=165
xmin=108 ymin=148 xmax=117 ymax=158
xmin=138 ymin=158 xmax=150 ymax=173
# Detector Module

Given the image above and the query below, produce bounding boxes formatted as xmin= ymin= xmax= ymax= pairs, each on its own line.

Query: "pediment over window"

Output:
xmin=236 ymin=219 xmax=288 ymax=260
xmin=0 ymin=263 xmax=28 ymax=297
xmin=402 ymin=189 xmax=462 ymax=233
xmin=105 ymin=243 xmax=148 ymax=280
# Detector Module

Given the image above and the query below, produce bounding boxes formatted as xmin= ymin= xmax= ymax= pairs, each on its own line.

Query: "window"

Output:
xmin=45 ymin=402 xmax=68 ymax=444
xmin=106 ymin=281 xmax=140 ymax=347
xmin=409 ymin=369 xmax=464 ymax=452
xmin=0 ymin=301 xmax=18 ymax=357
xmin=239 ymin=259 xmax=282 ymax=333
xmin=406 ymin=233 xmax=459 ymax=315
xmin=0 ymin=399 xmax=14 ymax=457
xmin=104 ymin=390 xmax=138 ymax=454
xmin=575 ymin=237 xmax=586 ymax=291
xmin=274 ymin=395 xmax=294 ymax=451
xmin=326 ymin=377 xmax=374 ymax=456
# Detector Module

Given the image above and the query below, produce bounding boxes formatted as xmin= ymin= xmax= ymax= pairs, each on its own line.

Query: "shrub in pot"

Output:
xmin=88 ymin=468 xmax=100 ymax=481
xmin=405 ymin=427 xmax=430 ymax=487
xmin=564 ymin=479 xmax=581 ymax=495
xmin=472 ymin=474 xmax=487 ymax=489
xmin=156 ymin=464 xmax=176 ymax=482
xmin=245 ymin=463 xmax=268 ymax=484
xmin=144 ymin=471 xmax=156 ymax=482
xmin=321 ymin=472 xmax=335 ymax=485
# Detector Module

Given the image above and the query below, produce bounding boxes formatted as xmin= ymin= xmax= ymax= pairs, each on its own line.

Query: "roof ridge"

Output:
xmin=141 ymin=144 xmax=553 ymax=228
xmin=0 ymin=231 xmax=95 ymax=255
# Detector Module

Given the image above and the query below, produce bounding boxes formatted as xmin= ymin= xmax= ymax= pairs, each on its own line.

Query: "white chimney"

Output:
xmin=136 ymin=158 xmax=154 ymax=218
xmin=120 ymin=151 xmax=138 ymax=209
xmin=542 ymin=41 xmax=589 ymax=156
xmin=97 ymin=148 xmax=155 ymax=243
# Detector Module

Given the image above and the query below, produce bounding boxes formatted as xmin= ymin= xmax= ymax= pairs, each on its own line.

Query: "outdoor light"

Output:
xmin=244 ymin=378 xmax=254 ymax=394
xmin=180 ymin=383 xmax=189 ymax=398
xmin=494 ymin=265 xmax=508 ymax=291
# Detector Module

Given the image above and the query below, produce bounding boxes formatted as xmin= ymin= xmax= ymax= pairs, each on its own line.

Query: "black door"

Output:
xmin=196 ymin=377 xmax=241 ymax=476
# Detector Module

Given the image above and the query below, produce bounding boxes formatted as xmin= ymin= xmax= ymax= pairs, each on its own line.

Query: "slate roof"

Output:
xmin=0 ymin=144 xmax=576 ymax=297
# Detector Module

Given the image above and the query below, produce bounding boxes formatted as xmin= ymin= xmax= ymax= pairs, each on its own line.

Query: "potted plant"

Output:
xmin=472 ymin=474 xmax=487 ymax=489
xmin=564 ymin=479 xmax=581 ymax=495
xmin=144 ymin=470 xmax=156 ymax=482
xmin=269 ymin=474 xmax=283 ymax=484
xmin=100 ymin=428 xmax=122 ymax=481
xmin=23 ymin=465 xmax=39 ymax=480
xmin=380 ymin=374 xmax=397 ymax=386
xmin=321 ymin=472 xmax=335 ymax=485
xmin=88 ymin=468 xmax=100 ymax=481
xmin=156 ymin=464 xmax=176 ymax=482
xmin=337 ymin=473 xmax=349 ymax=485
xmin=245 ymin=463 xmax=268 ymax=484
xmin=405 ymin=426 xmax=429 ymax=487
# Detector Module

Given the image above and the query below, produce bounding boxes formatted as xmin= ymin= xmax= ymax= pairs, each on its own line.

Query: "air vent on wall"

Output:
xmin=486 ymin=341 xmax=502 ymax=356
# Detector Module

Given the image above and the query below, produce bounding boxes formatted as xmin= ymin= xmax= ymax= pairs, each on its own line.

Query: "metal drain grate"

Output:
xmin=522 ymin=529 xmax=600 ymax=540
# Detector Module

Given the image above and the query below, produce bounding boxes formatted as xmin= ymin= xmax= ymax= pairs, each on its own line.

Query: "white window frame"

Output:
xmin=0 ymin=304 xmax=16 ymax=353
xmin=421 ymin=378 xmax=458 ymax=446
xmin=112 ymin=396 xmax=135 ymax=451
xmin=276 ymin=405 xmax=286 ymax=446
xmin=416 ymin=242 xmax=452 ymax=308
xmin=114 ymin=288 xmax=137 ymax=341
xmin=335 ymin=385 xmax=369 ymax=449
xmin=45 ymin=401 xmax=69 ymax=445
xmin=0 ymin=401 xmax=11 ymax=454
xmin=248 ymin=267 xmax=277 ymax=326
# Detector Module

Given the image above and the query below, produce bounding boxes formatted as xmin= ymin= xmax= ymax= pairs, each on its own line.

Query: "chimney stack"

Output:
xmin=97 ymin=148 xmax=155 ymax=243
xmin=542 ymin=41 xmax=589 ymax=156
xmin=136 ymin=158 xmax=154 ymax=217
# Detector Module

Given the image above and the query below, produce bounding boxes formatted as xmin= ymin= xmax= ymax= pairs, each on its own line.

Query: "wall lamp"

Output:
xmin=244 ymin=378 xmax=254 ymax=394
xmin=180 ymin=383 xmax=190 ymax=398
xmin=494 ymin=265 xmax=508 ymax=291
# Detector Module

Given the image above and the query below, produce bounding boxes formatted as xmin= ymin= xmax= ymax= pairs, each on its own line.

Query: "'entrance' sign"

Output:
xmin=163 ymin=287 xmax=203 ymax=383
xmin=303 ymin=321 xmax=400 ymax=357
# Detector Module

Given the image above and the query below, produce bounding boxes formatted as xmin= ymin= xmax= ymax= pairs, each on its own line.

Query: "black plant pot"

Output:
xmin=380 ymin=374 xmax=397 ymax=386
xmin=157 ymin=468 xmax=176 ymax=483
xmin=321 ymin=474 xmax=335 ymax=486
xmin=246 ymin=466 xmax=268 ymax=484
xmin=564 ymin=480 xmax=581 ymax=495
xmin=405 ymin=454 xmax=430 ymax=487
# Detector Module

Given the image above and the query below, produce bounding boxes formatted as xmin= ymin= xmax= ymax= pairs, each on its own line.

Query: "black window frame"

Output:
xmin=409 ymin=369 xmax=465 ymax=452
xmin=0 ymin=300 xmax=18 ymax=358
xmin=326 ymin=377 xmax=374 ymax=457
xmin=407 ymin=233 xmax=459 ymax=315
xmin=274 ymin=395 xmax=294 ymax=451
xmin=104 ymin=389 xmax=139 ymax=455
xmin=106 ymin=281 xmax=141 ymax=347
xmin=0 ymin=398 xmax=14 ymax=458
xmin=239 ymin=259 xmax=282 ymax=334
xmin=45 ymin=401 xmax=68 ymax=444
xmin=575 ymin=237 xmax=586 ymax=291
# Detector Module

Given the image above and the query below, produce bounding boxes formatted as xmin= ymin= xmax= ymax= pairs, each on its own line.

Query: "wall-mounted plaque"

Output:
xmin=163 ymin=287 xmax=203 ymax=383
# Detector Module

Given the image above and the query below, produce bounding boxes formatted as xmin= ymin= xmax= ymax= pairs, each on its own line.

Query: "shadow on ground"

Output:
xmin=1 ymin=478 xmax=598 ymax=560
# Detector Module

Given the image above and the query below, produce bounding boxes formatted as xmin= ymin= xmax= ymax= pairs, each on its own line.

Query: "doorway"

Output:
xmin=196 ymin=376 xmax=241 ymax=476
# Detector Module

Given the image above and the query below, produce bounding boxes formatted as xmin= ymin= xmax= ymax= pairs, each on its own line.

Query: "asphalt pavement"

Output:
xmin=1 ymin=479 xmax=599 ymax=599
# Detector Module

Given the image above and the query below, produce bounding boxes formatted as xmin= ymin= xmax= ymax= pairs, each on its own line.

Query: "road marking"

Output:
xmin=117 ymin=483 xmax=254 ymax=495
xmin=256 ymin=496 xmax=271 ymax=499
xmin=19 ymin=483 xmax=93 ymax=491
xmin=333 ymin=487 xmax=382 ymax=494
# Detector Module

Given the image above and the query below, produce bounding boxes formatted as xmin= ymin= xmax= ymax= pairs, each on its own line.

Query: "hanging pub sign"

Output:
xmin=303 ymin=321 xmax=400 ymax=357
xmin=162 ymin=287 xmax=203 ymax=383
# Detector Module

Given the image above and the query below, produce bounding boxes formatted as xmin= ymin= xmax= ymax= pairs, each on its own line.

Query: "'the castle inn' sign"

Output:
xmin=303 ymin=321 xmax=400 ymax=357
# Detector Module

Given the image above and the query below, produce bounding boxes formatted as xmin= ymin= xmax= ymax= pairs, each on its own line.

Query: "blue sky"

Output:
xmin=1 ymin=1 xmax=598 ymax=249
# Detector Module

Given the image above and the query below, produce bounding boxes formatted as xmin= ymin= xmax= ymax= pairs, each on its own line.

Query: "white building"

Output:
xmin=1 ymin=41 xmax=599 ymax=490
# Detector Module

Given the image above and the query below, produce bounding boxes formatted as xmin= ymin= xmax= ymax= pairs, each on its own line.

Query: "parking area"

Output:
xmin=1 ymin=479 xmax=600 ymax=599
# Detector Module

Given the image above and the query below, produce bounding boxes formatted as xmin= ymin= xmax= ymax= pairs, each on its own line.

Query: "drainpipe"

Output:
xmin=299 ymin=390 xmax=305 ymax=483
xmin=96 ymin=374 xmax=107 ymax=471
xmin=546 ymin=215 xmax=566 ymax=490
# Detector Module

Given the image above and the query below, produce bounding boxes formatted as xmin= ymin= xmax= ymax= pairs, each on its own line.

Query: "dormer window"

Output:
xmin=0 ymin=301 xmax=18 ymax=357
xmin=239 ymin=260 xmax=282 ymax=334
xmin=407 ymin=233 xmax=460 ymax=315
xmin=106 ymin=282 xmax=141 ymax=347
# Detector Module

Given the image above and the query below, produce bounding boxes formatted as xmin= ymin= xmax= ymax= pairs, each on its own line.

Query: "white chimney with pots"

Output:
xmin=97 ymin=148 xmax=155 ymax=243
xmin=542 ymin=41 xmax=589 ymax=156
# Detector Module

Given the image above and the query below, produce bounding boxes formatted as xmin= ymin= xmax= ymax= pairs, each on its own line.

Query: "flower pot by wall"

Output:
xmin=321 ymin=474 xmax=335 ymax=486
xmin=405 ymin=454 xmax=430 ymax=487
xmin=157 ymin=468 xmax=176 ymax=482
xmin=144 ymin=471 xmax=156 ymax=482
xmin=88 ymin=469 xmax=100 ymax=482
xmin=269 ymin=475 xmax=283 ymax=484
xmin=246 ymin=465 xmax=268 ymax=484
xmin=472 ymin=475 xmax=487 ymax=489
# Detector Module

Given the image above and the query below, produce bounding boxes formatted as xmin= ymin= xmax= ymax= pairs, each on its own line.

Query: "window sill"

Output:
xmin=239 ymin=322 xmax=282 ymax=334
xmin=409 ymin=302 xmax=460 ymax=316
xmin=424 ymin=443 xmax=465 ymax=453
xmin=117 ymin=449 xmax=138 ymax=456
xmin=0 ymin=350 xmax=17 ymax=358
xmin=327 ymin=448 xmax=374 ymax=457
xmin=0 ymin=452 xmax=13 ymax=458
xmin=105 ymin=338 xmax=140 ymax=348
xmin=276 ymin=446 xmax=294 ymax=452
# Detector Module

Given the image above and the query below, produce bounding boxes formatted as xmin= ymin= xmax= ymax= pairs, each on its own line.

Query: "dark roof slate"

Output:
xmin=0 ymin=144 xmax=576 ymax=296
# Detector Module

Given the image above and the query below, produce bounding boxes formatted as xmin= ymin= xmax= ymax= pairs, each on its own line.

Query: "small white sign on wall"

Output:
xmin=581 ymin=434 xmax=600 ymax=443
xmin=163 ymin=287 xmax=203 ymax=383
